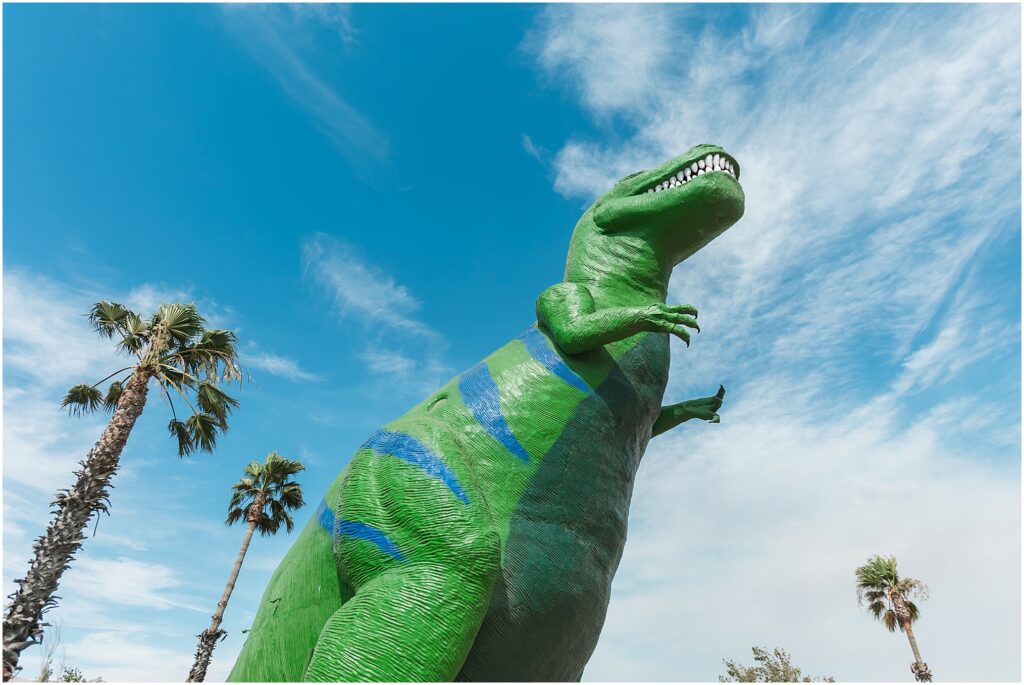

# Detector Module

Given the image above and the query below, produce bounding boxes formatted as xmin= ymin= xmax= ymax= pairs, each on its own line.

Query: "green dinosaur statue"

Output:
xmin=228 ymin=144 xmax=745 ymax=682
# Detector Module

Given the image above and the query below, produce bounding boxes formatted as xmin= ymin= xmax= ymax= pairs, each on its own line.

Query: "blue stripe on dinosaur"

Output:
xmin=361 ymin=430 xmax=470 ymax=504
xmin=518 ymin=325 xmax=591 ymax=393
xmin=316 ymin=499 xmax=406 ymax=561
xmin=459 ymin=362 xmax=532 ymax=463
xmin=316 ymin=499 xmax=335 ymax=534
xmin=337 ymin=521 xmax=406 ymax=561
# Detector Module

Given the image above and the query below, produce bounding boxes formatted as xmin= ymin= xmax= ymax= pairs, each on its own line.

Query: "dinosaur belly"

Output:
xmin=458 ymin=333 xmax=667 ymax=681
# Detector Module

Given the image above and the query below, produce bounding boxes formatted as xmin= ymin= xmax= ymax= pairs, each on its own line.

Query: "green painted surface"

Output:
xmin=228 ymin=145 xmax=744 ymax=682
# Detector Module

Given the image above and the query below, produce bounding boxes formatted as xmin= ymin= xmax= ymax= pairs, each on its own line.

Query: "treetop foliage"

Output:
xmin=59 ymin=301 xmax=246 ymax=458
xmin=720 ymin=646 xmax=835 ymax=683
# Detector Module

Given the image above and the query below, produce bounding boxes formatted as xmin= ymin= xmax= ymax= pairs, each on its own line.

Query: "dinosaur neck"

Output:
xmin=563 ymin=217 xmax=672 ymax=309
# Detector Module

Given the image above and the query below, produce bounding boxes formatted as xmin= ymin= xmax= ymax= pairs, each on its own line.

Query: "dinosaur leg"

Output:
xmin=303 ymin=560 xmax=498 ymax=682
xmin=651 ymin=385 xmax=726 ymax=437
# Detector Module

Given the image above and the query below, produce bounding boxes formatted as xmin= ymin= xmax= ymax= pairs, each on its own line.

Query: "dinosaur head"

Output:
xmin=590 ymin=144 xmax=744 ymax=264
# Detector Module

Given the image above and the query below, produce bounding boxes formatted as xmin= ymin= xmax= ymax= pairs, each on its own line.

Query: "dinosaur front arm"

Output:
xmin=536 ymin=283 xmax=700 ymax=355
xmin=651 ymin=385 xmax=726 ymax=437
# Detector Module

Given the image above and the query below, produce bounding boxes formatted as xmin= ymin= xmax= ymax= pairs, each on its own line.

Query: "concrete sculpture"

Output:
xmin=229 ymin=144 xmax=745 ymax=682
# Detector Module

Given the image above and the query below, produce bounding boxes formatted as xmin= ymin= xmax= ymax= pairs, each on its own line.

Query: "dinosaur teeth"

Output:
xmin=644 ymin=156 xmax=737 ymax=194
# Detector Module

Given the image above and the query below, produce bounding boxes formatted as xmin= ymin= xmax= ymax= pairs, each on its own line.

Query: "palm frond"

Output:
xmin=225 ymin=506 xmax=246 ymax=527
xmin=61 ymin=384 xmax=103 ymax=416
xmin=156 ymin=365 xmax=199 ymax=392
xmin=102 ymin=381 xmax=124 ymax=411
xmin=861 ymin=589 xmax=887 ymax=604
xmin=905 ymin=599 xmax=921 ymax=623
xmin=257 ymin=504 xmax=294 ymax=536
xmin=88 ymin=301 xmax=133 ymax=339
xmin=183 ymin=329 xmax=243 ymax=380
xmin=196 ymin=382 xmax=239 ymax=425
xmin=186 ymin=412 xmax=220 ymax=453
xmin=116 ymin=312 xmax=150 ymax=356
xmin=256 ymin=514 xmax=280 ymax=537
xmin=898 ymin=577 xmax=929 ymax=601
xmin=855 ymin=555 xmax=898 ymax=591
xmin=227 ymin=491 xmax=245 ymax=511
xmin=881 ymin=609 xmax=898 ymax=632
xmin=154 ymin=303 xmax=206 ymax=346
xmin=277 ymin=482 xmax=305 ymax=510
xmin=866 ymin=599 xmax=887 ymax=620
xmin=167 ymin=419 xmax=195 ymax=457
xmin=264 ymin=452 xmax=306 ymax=478
xmin=193 ymin=328 xmax=238 ymax=354
xmin=278 ymin=509 xmax=295 ymax=534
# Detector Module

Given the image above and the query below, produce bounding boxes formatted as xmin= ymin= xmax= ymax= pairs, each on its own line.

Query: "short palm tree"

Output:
xmin=855 ymin=555 xmax=932 ymax=682
xmin=186 ymin=452 xmax=306 ymax=682
xmin=3 ymin=302 xmax=243 ymax=681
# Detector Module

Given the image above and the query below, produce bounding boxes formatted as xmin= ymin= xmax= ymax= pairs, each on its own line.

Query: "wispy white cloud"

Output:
xmin=289 ymin=4 xmax=357 ymax=47
xmin=521 ymin=134 xmax=548 ymax=164
xmin=62 ymin=556 xmax=207 ymax=613
xmin=891 ymin=290 xmax=1019 ymax=396
xmin=2 ymin=386 xmax=109 ymax=495
xmin=302 ymin=233 xmax=435 ymax=336
xmin=3 ymin=271 xmax=122 ymax=386
xmin=525 ymin=4 xmax=680 ymax=116
xmin=302 ymin=233 xmax=452 ymax=394
xmin=359 ymin=350 xmax=417 ymax=376
xmin=220 ymin=5 xmax=388 ymax=162
xmin=526 ymin=4 xmax=1020 ymax=681
xmin=243 ymin=347 xmax=320 ymax=382
xmin=59 ymin=631 xmax=195 ymax=682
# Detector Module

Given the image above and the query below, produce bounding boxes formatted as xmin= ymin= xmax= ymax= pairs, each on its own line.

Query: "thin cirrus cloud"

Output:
xmin=301 ymin=232 xmax=451 ymax=394
xmin=525 ymin=3 xmax=1020 ymax=682
xmin=301 ymin=232 xmax=435 ymax=337
xmin=243 ymin=348 xmax=320 ymax=383
xmin=219 ymin=4 xmax=389 ymax=163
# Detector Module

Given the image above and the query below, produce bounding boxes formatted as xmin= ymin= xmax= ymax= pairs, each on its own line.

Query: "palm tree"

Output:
xmin=855 ymin=555 xmax=932 ymax=682
xmin=3 ymin=302 xmax=244 ymax=681
xmin=187 ymin=452 xmax=306 ymax=682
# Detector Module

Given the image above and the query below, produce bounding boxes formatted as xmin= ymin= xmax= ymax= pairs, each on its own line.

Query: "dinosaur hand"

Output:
xmin=679 ymin=385 xmax=726 ymax=423
xmin=640 ymin=303 xmax=700 ymax=346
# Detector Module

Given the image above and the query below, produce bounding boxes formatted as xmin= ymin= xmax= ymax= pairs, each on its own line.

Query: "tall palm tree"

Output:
xmin=187 ymin=452 xmax=306 ymax=682
xmin=3 ymin=302 xmax=244 ymax=681
xmin=855 ymin=555 xmax=932 ymax=682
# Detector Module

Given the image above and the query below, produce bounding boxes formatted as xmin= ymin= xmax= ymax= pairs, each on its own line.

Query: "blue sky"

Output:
xmin=2 ymin=3 xmax=1020 ymax=682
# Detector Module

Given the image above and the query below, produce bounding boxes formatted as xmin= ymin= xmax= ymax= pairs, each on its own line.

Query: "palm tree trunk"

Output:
xmin=2 ymin=370 xmax=150 ymax=681
xmin=186 ymin=516 xmax=259 ymax=682
xmin=902 ymin=619 xmax=932 ymax=682
xmin=892 ymin=590 xmax=931 ymax=683
xmin=903 ymin=620 xmax=924 ymax=665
